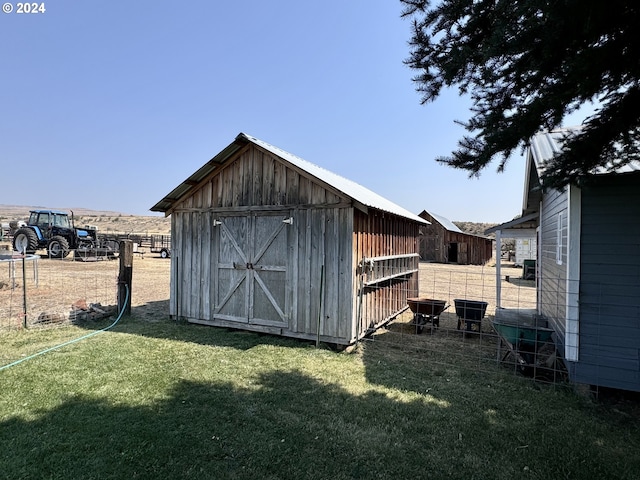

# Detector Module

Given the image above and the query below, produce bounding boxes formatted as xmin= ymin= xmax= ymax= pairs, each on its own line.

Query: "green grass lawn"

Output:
xmin=1 ymin=317 xmax=639 ymax=479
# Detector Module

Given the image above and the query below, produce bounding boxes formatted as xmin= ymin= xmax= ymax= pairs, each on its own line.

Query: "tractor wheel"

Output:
xmin=13 ymin=228 xmax=39 ymax=254
xmin=48 ymin=236 xmax=70 ymax=258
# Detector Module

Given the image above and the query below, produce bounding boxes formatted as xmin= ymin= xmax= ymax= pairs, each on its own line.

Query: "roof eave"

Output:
xmin=484 ymin=212 xmax=539 ymax=235
xmin=150 ymin=136 xmax=249 ymax=214
xmin=150 ymin=132 xmax=429 ymax=225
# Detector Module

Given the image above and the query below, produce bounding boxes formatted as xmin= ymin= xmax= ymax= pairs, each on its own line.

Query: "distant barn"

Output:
xmin=418 ymin=210 xmax=493 ymax=265
xmin=151 ymin=133 xmax=428 ymax=345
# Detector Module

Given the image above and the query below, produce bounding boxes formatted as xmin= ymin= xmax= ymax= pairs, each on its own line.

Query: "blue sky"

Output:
xmin=1 ymin=1 xmax=588 ymax=222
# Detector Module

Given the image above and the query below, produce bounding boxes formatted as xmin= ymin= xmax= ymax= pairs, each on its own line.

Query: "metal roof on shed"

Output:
xmin=420 ymin=209 xmax=463 ymax=233
xmin=151 ymin=132 xmax=428 ymax=224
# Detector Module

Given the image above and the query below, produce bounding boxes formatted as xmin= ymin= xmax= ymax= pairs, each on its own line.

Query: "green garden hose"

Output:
xmin=0 ymin=284 xmax=129 ymax=372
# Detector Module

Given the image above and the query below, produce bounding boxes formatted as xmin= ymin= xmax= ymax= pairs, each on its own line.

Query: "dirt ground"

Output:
xmin=124 ymin=258 xmax=536 ymax=329
xmin=0 ymin=253 xmax=551 ymax=383
xmin=2 ymin=205 xmax=530 ymax=329
xmin=418 ymin=261 xmax=536 ymax=312
xmin=383 ymin=261 xmax=536 ymax=335
xmin=1 ymin=252 xmax=533 ymax=330
xmin=128 ymin=253 xmax=171 ymax=320
xmin=0 ymin=206 xmax=172 ymax=327
xmin=0 ymin=252 xmax=171 ymax=329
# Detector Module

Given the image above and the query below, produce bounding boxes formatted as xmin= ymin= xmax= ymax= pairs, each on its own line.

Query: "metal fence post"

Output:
xmin=22 ymin=253 xmax=27 ymax=328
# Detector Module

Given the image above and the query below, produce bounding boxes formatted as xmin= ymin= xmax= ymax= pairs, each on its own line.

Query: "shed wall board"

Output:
xmin=290 ymin=206 xmax=354 ymax=341
xmin=166 ymin=142 xmax=421 ymax=345
xmin=172 ymin=207 xmax=355 ymax=342
xmin=353 ymin=209 xmax=420 ymax=335
xmin=419 ymin=215 xmax=446 ymax=262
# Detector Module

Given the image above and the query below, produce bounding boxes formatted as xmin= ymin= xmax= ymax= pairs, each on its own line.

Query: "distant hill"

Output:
xmin=0 ymin=206 xmax=495 ymax=240
xmin=0 ymin=205 xmax=170 ymax=235
xmin=452 ymin=221 xmax=498 ymax=238
xmin=0 ymin=205 xmax=127 ymax=218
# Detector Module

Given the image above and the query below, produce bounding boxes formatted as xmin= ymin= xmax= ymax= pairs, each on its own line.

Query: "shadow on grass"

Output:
xmin=2 ymin=367 xmax=638 ymax=480
xmin=118 ymin=304 xmax=313 ymax=352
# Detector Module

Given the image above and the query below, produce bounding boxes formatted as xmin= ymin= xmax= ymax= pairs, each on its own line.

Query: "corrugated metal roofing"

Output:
xmin=529 ymin=127 xmax=640 ymax=175
xmin=151 ymin=132 xmax=428 ymax=224
xmin=422 ymin=209 xmax=463 ymax=233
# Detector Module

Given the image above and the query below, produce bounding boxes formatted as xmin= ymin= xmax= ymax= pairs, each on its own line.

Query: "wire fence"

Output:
xmin=0 ymin=254 xmax=119 ymax=330
xmin=360 ymin=262 xmax=568 ymax=387
xmin=2 ymin=252 xmax=636 ymax=395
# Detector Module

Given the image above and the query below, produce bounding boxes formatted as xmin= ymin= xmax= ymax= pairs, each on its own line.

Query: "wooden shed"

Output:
xmin=151 ymin=133 xmax=428 ymax=345
xmin=489 ymin=127 xmax=640 ymax=392
xmin=418 ymin=210 xmax=493 ymax=265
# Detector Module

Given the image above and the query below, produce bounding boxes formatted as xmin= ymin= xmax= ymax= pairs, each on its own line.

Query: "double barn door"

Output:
xmin=212 ymin=212 xmax=290 ymax=327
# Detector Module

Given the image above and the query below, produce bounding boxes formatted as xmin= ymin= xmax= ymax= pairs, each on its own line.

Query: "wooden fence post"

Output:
xmin=118 ymin=240 xmax=133 ymax=316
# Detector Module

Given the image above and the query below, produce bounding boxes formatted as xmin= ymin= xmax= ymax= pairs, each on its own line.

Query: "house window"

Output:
xmin=556 ymin=211 xmax=564 ymax=265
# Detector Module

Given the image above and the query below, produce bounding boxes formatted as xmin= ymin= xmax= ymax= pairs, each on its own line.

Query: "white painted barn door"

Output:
xmin=213 ymin=212 xmax=289 ymax=327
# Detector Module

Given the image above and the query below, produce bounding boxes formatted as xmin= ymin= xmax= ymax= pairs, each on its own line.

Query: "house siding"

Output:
xmin=539 ymin=187 xmax=569 ymax=345
xmin=570 ymin=175 xmax=640 ymax=390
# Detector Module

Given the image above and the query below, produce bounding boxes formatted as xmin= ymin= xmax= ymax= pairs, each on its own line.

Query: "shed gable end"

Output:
xmin=174 ymin=144 xmax=348 ymax=211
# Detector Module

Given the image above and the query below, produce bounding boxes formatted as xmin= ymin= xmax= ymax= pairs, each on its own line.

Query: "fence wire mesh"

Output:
xmin=2 ymin=251 xmax=636 ymax=396
xmin=0 ymin=254 xmax=119 ymax=330
xmin=360 ymin=261 xmax=568 ymax=387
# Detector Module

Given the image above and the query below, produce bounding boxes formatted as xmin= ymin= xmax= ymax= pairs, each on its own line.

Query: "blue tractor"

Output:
xmin=12 ymin=210 xmax=98 ymax=259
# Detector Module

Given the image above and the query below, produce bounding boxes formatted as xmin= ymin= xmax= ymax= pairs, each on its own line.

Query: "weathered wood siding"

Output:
xmin=167 ymin=142 xmax=421 ymax=345
xmin=445 ymin=231 xmax=493 ymax=265
xmin=419 ymin=219 xmax=446 ymax=262
xmin=538 ymin=186 xmax=568 ymax=344
xmin=353 ymin=210 xmax=421 ymax=337
xmin=418 ymin=212 xmax=492 ymax=265
xmin=291 ymin=206 xmax=354 ymax=343
xmin=169 ymin=143 xmax=355 ymax=343
xmin=571 ymin=174 xmax=640 ymax=391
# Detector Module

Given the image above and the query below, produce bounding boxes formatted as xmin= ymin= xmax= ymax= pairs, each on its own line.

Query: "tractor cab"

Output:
xmin=28 ymin=210 xmax=72 ymax=234
xmin=12 ymin=209 xmax=98 ymax=258
xmin=12 ymin=209 xmax=111 ymax=260
xmin=28 ymin=210 xmax=74 ymax=243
